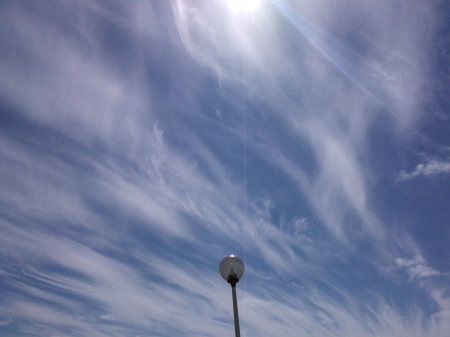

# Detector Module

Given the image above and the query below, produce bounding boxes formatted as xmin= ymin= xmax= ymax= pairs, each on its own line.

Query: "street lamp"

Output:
xmin=219 ymin=255 xmax=245 ymax=337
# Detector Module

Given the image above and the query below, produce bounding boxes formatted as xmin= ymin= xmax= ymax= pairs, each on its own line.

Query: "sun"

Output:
xmin=224 ymin=0 xmax=261 ymax=14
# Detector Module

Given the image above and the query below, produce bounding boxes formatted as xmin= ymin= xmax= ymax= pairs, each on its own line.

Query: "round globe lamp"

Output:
xmin=219 ymin=255 xmax=245 ymax=337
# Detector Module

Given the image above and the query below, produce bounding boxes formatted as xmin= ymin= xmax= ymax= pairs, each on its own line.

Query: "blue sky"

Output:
xmin=1 ymin=0 xmax=450 ymax=336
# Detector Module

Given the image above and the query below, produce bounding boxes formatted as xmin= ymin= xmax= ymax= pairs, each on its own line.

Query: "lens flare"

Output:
xmin=224 ymin=0 xmax=261 ymax=14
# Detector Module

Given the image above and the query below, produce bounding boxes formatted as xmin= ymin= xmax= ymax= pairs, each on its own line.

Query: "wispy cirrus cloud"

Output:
xmin=398 ymin=159 xmax=450 ymax=181
xmin=171 ymin=0 xmax=434 ymax=247
xmin=1 ymin=0 xmax=449 ymax=336
xmin=395 ymin=255 xmax=442 ymax=280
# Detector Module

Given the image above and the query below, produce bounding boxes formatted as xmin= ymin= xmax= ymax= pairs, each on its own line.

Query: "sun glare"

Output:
xmin=224 ymin=0 xmax=261 ymax=14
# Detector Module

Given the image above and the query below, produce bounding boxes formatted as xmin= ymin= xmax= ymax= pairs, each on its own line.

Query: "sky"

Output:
xmin=0 ymin=0 xmax=450 ymax=336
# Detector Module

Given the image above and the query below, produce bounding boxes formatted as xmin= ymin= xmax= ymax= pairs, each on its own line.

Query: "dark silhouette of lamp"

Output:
xmin=219 ymin=255 xmax=245 ymax=337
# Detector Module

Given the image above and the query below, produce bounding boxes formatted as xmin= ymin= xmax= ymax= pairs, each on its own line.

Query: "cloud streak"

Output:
xmin=398 ymin=159 xmax=450 ymax=181
xmin=1 ymin=0 xmax=449 ymax=336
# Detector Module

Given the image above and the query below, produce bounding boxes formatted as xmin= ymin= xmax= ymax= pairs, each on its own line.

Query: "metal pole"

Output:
xmin=231 ymin=284 xmax=241 ymax=337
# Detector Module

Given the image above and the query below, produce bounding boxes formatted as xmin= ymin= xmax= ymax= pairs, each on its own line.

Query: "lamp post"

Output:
xmin=219 ymin=255 xmax=245 ymax=337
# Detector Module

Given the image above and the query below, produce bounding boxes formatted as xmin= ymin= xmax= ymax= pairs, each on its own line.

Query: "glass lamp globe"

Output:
xmin=219 ymin=255 xmax=245 ymax=281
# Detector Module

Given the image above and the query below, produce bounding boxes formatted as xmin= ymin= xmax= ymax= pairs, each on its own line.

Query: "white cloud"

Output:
xmin=0 ymin=319 xmax=11 ymax=327
xmin=0 ymin=1 xmax=448 ymax=336
xmin=398 ymin=160 xmax=450 ymax=181
xmin=395 ymin=255 xmax=442 ymax=280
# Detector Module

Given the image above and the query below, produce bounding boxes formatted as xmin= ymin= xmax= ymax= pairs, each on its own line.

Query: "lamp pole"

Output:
xmin=219 ymin=255 xmax=245 ymax=337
